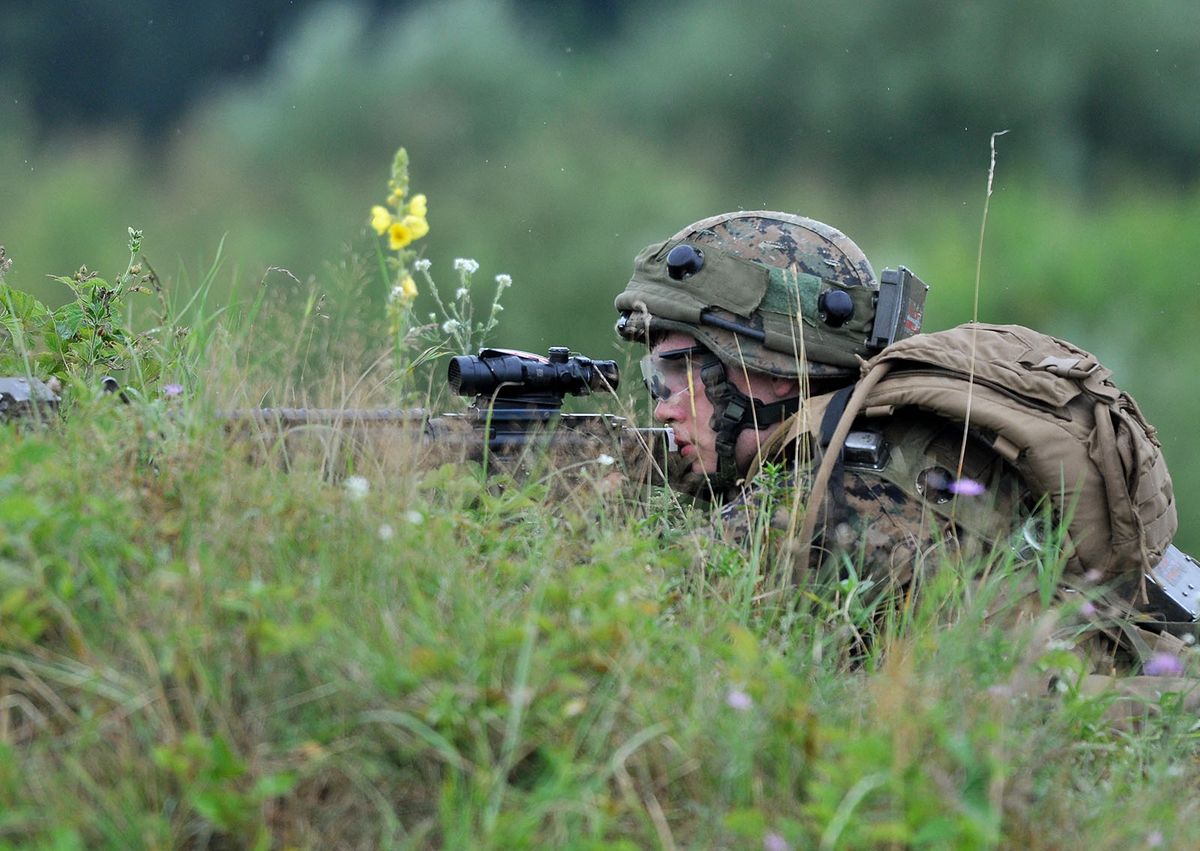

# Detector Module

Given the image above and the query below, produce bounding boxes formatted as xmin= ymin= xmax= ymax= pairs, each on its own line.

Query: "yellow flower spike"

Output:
xmin=387 ymin=190 xmax=405 ymax=208
xmin=388 ymin=221 xmax=414 ymax=250
xmin=407 ymin=194 xmax=427 ymax=218
xmin=399 ymin=274 xmax=418 ymax=303
xmin=370 ymin=205 xmax=393 ymax=236
xmin=402 ymin=214 xmax=429 ymax=241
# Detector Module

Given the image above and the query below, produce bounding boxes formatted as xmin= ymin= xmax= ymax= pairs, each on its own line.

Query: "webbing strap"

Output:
xmin=795 ymin=361 xmax=895 ymax=573
xmin=815 ymin=385 xmax=855 ymax=538
xmin=819 ymin=386 xmax=855 ymax=446
xmin=754 ymin=396 xmax=801 ymax=426
xmin=703 ymin=355 xmax=803 ymax=496
xmin=700 ymin=357 xmax=741 ymax=494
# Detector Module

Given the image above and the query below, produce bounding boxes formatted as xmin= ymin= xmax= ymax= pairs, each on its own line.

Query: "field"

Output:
xmin=2 ymin=226 xmax=1199 ymax=850
xmin=6 ymin=0 xmax=1200 ymax=845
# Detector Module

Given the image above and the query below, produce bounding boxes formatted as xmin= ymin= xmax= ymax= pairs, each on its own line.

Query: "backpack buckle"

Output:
xmin=1028 ymin=355 xmax=1098 ymax=379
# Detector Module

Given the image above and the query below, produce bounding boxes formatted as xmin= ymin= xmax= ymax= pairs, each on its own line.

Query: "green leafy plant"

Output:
xmin=0 ymin=229 xmax=166 ymax=387
xmin=153 ymin=733 xmax=294 ymax=848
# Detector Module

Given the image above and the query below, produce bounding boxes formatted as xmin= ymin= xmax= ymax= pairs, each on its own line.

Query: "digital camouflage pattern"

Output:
xmin=714 ymin=405 xmax=1029 ymax=586
xmin=615 ymin=211 xmax=881 ymax=378
xmin=709 ymin=397 xmax=1200 ymax=724
xmin=616 ymin=210 xmax=1200 ymax=720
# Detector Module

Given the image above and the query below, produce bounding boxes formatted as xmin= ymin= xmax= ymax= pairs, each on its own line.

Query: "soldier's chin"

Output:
xmin=689 ymin=456 xmax=713 ymax=475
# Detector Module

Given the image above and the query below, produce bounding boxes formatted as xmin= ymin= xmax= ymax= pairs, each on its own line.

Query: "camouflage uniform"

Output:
xmin=715 ymin=406 xmax=1029 ymax=587
xmin=715 ymin=406 xmax=1200 ymax=724
xmin=616 ymin=211 xmax=1199 ymax=722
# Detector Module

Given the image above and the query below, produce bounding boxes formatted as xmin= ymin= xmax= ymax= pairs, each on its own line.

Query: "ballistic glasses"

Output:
xmin=639 ymin=345 xmax=709 ymax=404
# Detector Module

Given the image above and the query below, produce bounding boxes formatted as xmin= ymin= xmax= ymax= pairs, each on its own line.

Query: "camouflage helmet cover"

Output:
xmin=615 ymin=211 xmax=879 ymax=378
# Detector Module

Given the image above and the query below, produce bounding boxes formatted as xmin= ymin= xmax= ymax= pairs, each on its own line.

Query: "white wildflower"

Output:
xmin=344 ymin=475 xmax=370 ymax=500
xmin=495 ymin=273 xmax=512 ymax=289
xmin=388 ymin=285 xmax=404 ymax=302
xmin=453 ymin=257 xmax=479 ymax=274
xmin=377 ymin=523 xmax=395 ymax=541
xmin=405 ymin=509 xmax=424 ymax=525
xmin=596 ymin=453 xmax=615 ymax=466
xmin=455 ymin=287 xmax=469 ymax=299
xmin=441 ymin=319 xmax=461 ymax=334
xmin=414 ymin=258 xmax=431 ymax=272
xmin=725 ymin=688 xmax=753 ymax=711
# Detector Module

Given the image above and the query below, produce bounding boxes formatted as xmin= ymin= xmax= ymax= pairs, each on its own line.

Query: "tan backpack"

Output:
xmin=800 ymin=323 xmax=1177 ymax=584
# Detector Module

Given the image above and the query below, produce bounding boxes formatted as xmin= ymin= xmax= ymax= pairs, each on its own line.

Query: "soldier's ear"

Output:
xmin=770 ymin=376 xmax=801 ymax=400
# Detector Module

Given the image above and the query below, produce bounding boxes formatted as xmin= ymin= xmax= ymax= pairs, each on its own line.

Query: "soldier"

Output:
xmin=614 ymin=210 xmax=1199 ymax=721
xmin=615 ymin=210 xmax=1026 ymax=584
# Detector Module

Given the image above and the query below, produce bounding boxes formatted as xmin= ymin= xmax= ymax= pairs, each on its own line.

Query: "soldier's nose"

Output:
xmin=653 ymin=395 xmax=681 ymax=423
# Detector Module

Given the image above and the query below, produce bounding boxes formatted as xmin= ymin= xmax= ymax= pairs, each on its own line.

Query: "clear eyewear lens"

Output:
xmin=640 ymin=346 xmax=706 ymax=403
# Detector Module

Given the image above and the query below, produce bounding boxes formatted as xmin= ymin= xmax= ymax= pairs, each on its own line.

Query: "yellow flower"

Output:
xmin=387 ymin=190 xmax=405 ymax=207
xmin=399 ymin=274 xmax=418 ymax=303
xmin=388 ymin=221 xmax=413 ymax=250
xmin=370 ymin=205 xmax=393 ymax=235
xmin=401 ymin=214 xmax=429 ymax=240
xmin=407 ymin=193 xmax=427 ymax=218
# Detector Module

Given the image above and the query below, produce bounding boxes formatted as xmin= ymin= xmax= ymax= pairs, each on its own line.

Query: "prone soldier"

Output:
xmin=614 ymin=210 xmax=1200 ymax=719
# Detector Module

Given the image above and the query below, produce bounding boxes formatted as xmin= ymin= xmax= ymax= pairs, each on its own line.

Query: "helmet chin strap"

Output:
xmin=697 ymin=356 xmax=800 ymax=498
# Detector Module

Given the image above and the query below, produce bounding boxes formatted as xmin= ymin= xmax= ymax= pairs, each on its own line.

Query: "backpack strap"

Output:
xmin=815 ymin=385 xmax=856 ymax=535
xmin=795 ymin=361 xmax=895 ymax=574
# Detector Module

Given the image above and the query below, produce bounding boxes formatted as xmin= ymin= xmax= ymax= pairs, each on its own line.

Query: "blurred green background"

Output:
xmin=2 ymin=0 xmax=1197 ymax=545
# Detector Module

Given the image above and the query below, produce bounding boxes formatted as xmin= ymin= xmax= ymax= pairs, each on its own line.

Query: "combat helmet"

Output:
xmin=615 ymin=210 xmax=927 ymax=492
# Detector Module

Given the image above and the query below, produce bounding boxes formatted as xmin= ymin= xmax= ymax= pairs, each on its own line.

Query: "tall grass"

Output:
xmin=1 ymin=255 xmax=1198 ymax=849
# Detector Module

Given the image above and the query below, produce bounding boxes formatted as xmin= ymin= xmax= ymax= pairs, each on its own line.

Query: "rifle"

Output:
xmin=2 ymin=347 xmax=680 ymax=486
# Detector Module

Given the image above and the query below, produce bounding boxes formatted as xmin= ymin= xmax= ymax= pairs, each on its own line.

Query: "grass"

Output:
xmin=2 ymin=262 xmax=1200 ymax=850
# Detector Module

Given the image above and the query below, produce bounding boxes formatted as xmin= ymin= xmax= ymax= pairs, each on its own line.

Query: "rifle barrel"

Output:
xmin=220 ymin=408 xmax=429 ymax=427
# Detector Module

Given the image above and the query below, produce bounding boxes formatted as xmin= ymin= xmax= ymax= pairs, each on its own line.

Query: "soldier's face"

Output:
xmin=647 ymin=331 xmax=788 ymax=476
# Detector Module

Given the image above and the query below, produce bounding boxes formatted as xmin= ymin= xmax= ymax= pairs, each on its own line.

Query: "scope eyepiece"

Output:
xmin=447 ymin=347 xmax=620 ymax=404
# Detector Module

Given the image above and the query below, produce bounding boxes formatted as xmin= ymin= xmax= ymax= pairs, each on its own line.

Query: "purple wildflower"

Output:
xmin=763 ymin=831 xmax=791 ymax=851
xmin=1144 ymin=652 xmax=1185 ymax=677
xmin=1084 ymin=568 xmax=1104 ymax=584
xmin=1146 ymin=830 xmax=1164 ymax=848
xmin=725 ymin=689 xmax=753 ymax=711
xmin=948 ymin=477 xmax=986 ymax=496
xmin=163 ymin=383 xmax=183 ymax=397
xmin=1080 ymin=601 xmax=1097 ymax=617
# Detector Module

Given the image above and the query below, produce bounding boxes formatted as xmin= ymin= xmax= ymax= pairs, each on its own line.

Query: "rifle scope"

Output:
xmin=448 ymin=347 xmax=620 ymax=401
